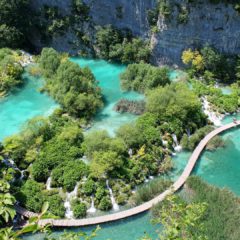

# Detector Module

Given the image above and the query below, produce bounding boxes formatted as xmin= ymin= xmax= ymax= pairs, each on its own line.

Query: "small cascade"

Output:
xmin=162 ymin=140 xmax=168 ymax=146
xmin=46 ymin=177 xmax=52 ymax=190
xmin=106 ymin=180 xmax=119 ymax=211
xmin=64 ymin=182 xmax=80 ymax=219
xmin=172 ymin=134 xmax=182 ymax=152
xmin=202 ymin=97 xmax=222 ymax=126
xmin=87 ymin=196 xmax=96 ymax=213
xmin=128 ymin=148 xmax=133 ymax=157
xmin=19 ymin=170 xmax=26 ymax=181
xmin=64 ymin=199 xmax=73 ymax=219
xmin=3 ymin=158 xmax=27 ymax=181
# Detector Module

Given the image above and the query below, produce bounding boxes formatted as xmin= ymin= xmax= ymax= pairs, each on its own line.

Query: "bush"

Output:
xmin=120 ymin=63 xmax=170 ymax=93
xmin=39 ymin=48 xmax=103 ymax=119
xmin=95 ymin=25 xmax=150 ymax=63
xmin=51 ymin=160 xmax=88 ymax=192
xmin=72 ymin=200 xmax=87 ymax=218
xmin=186 ymin=176 xmax=240 ymax=240
xmin=0 ymin=49 xmax=24 ymax=96
xmin=17 ymin=180 xmax=44 ymax=213
xmin=98 ymin=196 xmax=112 ymax=211
xmin=206 ymin=135 xmax=225 ymax=151
xmin=44 ymin=193 xmax=65 ymax=217
xmin=181 ymin=125 xmax=214 ymax=150
xmin=131 ymin=178 xmax=172 ymax=205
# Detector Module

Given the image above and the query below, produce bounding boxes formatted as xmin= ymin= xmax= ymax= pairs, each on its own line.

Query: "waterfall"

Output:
xmin=87 ymin=196 xmax=96 ymax=213
xmin=106 ymin=180 xmax=119 ymax=211
xmin=19 ymin=170 xmax=26 ymax=181
xmin=64 ymin=199 xmax=73 ymax=219
xmin=46 ymin=177 xmax=52 ymax=190
xmin=162 ymin=140 xmax=168 ymax=146
xmin=64 ymin=182 xmax=80 ymax=219
xmin=202 ymin=97 xmax=222 ymax=126
xmin=172 ymin=134 xmax=182 ymax=152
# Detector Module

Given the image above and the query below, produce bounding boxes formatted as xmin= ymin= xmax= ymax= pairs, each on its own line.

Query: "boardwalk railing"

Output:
xmin=16 ymin=121 xmax=240 ymax=227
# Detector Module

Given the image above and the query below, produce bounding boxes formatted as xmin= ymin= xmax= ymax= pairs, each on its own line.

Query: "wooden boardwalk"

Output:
xmin=16 ymin=121 xmax=240 ymax=227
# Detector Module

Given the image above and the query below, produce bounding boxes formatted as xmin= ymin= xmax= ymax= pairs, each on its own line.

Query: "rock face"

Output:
xmin=30 ymin=0 xmax=240 ymax=65
xmin=151 ymin=0 xmax=240 ymax=65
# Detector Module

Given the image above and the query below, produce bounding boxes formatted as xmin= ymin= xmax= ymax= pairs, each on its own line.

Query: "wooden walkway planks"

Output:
xmin=16 ymin=121 xmax=240 ymax=227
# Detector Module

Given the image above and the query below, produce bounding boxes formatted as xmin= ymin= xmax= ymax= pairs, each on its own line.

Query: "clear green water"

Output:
xmin=221 ymin=86 xmax=232 ymax=95
xmin=0 ymin=71 xmax=58 ymax=141
xmin=24 ymin=212 xmax=159 ymax=240
xmin=193 ymin=114 xmax=240 ymax=195
xmin=70 ymin=58 xmax=144 ymax=136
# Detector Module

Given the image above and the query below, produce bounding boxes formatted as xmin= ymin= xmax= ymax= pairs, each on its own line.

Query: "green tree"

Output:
xmin=120 ymin=62 xmax=170 ymax=93
xmin=90 ymin=151 xmax=124 ymax=178
xmin=0 ymin=0 xmax=33 ymax=48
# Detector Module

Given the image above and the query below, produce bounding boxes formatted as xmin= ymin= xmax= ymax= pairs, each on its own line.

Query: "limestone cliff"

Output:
xmin=30 ymin=0 xmax=240 ymax=65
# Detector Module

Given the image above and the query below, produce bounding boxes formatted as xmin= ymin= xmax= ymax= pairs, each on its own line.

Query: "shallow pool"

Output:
xmin=0 ymin=71 xmax=58 ymax=141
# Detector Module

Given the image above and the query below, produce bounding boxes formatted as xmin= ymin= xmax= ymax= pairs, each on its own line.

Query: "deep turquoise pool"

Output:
xmin=0 ymin=71 xmax=58 ymax=141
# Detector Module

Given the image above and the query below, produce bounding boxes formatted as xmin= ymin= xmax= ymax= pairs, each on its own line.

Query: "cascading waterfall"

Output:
xmin=106 ymin=180 xmax=119 ymax=211
xmin=64 ymin=182 xmax=80 ymax=219
xmin=3 ymin=158 xmax=26 ymax=181
xmin=202 ymin=97 xmax=222 ymax=126
xmin=46 ymin=177 xmax=52 ymax=190
xmin=172 ymin=134 xmax=182 ymax=152
xmin=87 ymin=196 xmax=96 ymax=213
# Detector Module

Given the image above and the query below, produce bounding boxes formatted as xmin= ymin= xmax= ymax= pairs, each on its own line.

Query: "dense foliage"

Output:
xmin=131 ymin=178 xmax=172 ymax=206
xmin=0 ymin=48 xmax=24 ymax=96
xmin=120 ymin=63 xmax=170 ymax=93
xmin=39 ymin=48 xmax=103 ymax=119
xmin=186 ymin=176 xmax=240 ymax=240
xmin=151 ymin=194 xmax=207 ymax=240
xmin=181 ymin=125 xmax=214 ymax=151
xmin=182 ymin=46 xmax=237 ymax=84
xmin=191 ymin=79 xmax=240 ymax=114
xmin=95 ymin=25 xmax=151 ymax=63
xmin=0 ymin=0 xmax=32 ymax=48
xmin=146 ymin=83 xmax=207 ymax=136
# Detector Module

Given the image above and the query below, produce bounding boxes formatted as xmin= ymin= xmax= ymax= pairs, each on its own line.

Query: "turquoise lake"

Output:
xmin=0 ymin=58 xmax=239 ymax=239
xmin=0 ymin=71 xmax=58 ymax=141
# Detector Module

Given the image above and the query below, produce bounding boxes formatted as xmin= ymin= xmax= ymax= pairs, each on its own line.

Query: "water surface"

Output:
xmin=0 ymin=72 xmax=58 ymax=141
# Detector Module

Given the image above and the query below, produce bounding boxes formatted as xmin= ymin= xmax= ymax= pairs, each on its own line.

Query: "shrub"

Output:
xmin=131 ymin=178 xmax=172 ymax=205
xmin=98 ymin=196 xmax=112 ymax=211
xmin=72 ymin=200 xmax=87 ymax=218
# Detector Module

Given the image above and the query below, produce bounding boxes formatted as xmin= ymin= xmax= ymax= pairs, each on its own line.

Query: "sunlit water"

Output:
xmin=0 ymin=71 xmax=58 ymax=141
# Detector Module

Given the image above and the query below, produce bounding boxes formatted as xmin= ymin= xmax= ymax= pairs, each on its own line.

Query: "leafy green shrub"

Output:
xmin=206 ymin=135 xmax=225 ymax=151
xmin=186 ymin=176 xmax=240 ymax=239
xmin=39 ymin=48 xmax=103 ymax=119
xmin=51 ymin=160 xmax=88 ymax=191
xmin=17 ymin=180 xmax=44 ymax=213
xmin=44 ymin=192 xmax=65 ymax=217
xmin=131 ymin=178 xmax=172 ymax=205
xmin=120 ymin=62 xmax=170 ymax=93
xmin=181 ymin=125 xmax=214 ymax=150
xmin=72 ymin=199 xmax=87 ymax=218
xmin=0 ymin=48 xmax=24 ymax=96
xmin=98 ymin=196 xmax=112 ymax=211
xmin=95 ymin=25 xmax=150 ymax=63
